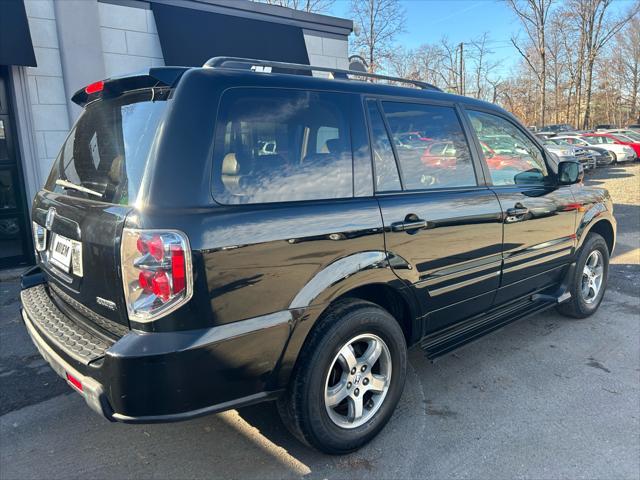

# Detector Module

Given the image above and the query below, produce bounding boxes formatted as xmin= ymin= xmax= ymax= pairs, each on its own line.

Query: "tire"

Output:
xmin=557 ymin=232 xmax=609 ymax=318
xmin=610 ymin=151 xmax=617 ymax=163
xmin=277 ymin=298 xmax=407 ymax=454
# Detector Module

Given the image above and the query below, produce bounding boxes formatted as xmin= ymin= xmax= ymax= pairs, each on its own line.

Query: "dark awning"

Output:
xmin=0 ymin=0 xmax=36 ymax=67
xmin=152 ymin=3 xmax=309 ymax=68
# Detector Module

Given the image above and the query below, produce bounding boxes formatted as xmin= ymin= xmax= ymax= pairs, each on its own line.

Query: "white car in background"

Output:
xmin=559 ymin=135 xmax=636 ymax=163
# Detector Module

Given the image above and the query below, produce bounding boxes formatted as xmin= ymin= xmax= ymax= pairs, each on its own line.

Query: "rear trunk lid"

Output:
xmin=32 ymin=77 xmax=178 ymax=330
xmin=33 ymin=193 xmax=132 ymax=329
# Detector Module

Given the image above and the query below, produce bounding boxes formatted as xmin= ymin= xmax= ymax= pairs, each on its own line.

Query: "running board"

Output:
xmin=420 ymin=296 xmax=559 ymax=360
xmin=531 ymin=291 xmax=571 ymax=303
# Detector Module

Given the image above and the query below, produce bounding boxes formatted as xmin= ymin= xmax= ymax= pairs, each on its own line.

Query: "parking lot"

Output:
xmin=1 ymin=163 xmax=638 ymax=480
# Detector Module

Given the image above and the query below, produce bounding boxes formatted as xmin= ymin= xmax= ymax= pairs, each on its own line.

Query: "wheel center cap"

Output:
xmin=353 ymin=373 xmax=362 ymax=385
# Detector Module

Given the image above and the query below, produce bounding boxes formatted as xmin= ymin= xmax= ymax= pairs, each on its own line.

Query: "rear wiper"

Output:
xmin=55 ymin=179 xmax=103 ymax=198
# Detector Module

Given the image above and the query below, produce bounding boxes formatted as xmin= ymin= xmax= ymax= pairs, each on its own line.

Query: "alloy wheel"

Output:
xmin=582 ymin=250 xmax=604 ymax=304
xmin=324 ymin=333 xmax=392 ymax=429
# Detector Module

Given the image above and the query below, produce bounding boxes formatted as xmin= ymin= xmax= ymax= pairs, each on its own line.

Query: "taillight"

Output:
xmin=121 ymin=229 xmax=193 ymax=323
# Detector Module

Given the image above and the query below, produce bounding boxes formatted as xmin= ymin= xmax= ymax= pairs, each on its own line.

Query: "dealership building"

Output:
xmin=0 ymin=0 xmax=353 ymax=268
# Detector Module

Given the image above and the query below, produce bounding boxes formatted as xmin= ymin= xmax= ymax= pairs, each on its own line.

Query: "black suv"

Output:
xmin=21 ymin=58 xmax=616 ymax=454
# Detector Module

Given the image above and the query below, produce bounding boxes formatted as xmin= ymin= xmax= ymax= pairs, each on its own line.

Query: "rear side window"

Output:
xmin=212 ymin=88 xmax=353 ymax=204
xmin=382 ymin=102 xmax=477 ymax=190
xmin=44 ymin=89 xmax=170 ymax=205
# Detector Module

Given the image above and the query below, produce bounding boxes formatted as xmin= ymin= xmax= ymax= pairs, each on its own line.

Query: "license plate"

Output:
xmin=50 ymin=234 xmax=73 ymax=272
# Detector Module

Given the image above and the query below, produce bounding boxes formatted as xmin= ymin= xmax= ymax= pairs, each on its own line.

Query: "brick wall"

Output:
xmin=98 ymin=2 xmax=164 ymax=78
xmin=304 ymin=32 xmax=349 ymax=71
xmin=23 ymin=0 xmax=70 ymax=185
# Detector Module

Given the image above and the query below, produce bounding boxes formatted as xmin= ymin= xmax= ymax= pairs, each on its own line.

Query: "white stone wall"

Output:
xmin=304 ymin=33 xmax=349 ymax=71
xmin=23 ymin=0 xmax=70 ymax=186
xmin=98 ymin=2 xmax=164 ymax=78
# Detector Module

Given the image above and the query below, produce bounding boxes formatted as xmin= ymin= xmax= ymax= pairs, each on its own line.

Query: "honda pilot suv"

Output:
xmin=21 ymin=58 xmax=616 ymax=454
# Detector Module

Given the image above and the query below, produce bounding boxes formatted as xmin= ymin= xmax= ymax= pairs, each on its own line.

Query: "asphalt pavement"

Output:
xmin=1 ymin=163 xmax=638 ymax=480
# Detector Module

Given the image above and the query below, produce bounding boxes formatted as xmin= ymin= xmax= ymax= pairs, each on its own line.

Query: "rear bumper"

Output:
xmin=22 ymin=308 xmax=114 ymax=419
xmin=20 ymin=281 xmax=290 ymax=423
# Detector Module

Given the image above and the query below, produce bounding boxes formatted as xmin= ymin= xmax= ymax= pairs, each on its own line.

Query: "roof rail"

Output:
xmin=203 ymin=56 xmax=442 ymax=92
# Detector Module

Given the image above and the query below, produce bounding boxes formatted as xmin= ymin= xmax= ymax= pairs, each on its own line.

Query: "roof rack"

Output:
xmin=203 ymin=56 xmax=442 ymax=92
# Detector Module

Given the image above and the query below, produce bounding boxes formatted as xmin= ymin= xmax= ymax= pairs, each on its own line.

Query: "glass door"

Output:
xmin=0 ymin=66 xmax=33 ymax=268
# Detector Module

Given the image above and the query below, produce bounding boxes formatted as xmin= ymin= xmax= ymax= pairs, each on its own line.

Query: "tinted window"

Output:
xmin=382 ymin=102 xmax=476 ymax=190
xmin=366 ymin=100 xmax=401 ymax=192
xmin=44 ymin=89 xmax=170 ymax=205
xmin=468 ymin=110 xmax=549 ymax=186
xmin=212 ymin=89 xmax=353 ymax=204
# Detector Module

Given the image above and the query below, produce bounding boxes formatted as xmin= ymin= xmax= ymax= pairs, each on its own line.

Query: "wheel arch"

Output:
xmin=274 ymin=252 xmax=420 ymax=389
xmin=577 ymin=216 xmax=615 ymax=255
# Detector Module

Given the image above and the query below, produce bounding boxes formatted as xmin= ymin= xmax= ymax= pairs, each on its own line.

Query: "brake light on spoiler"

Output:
xmin=121 ymin=229 xmax=193 ymax=323
xmin=84 ymin=80 xmax=104 ymax=94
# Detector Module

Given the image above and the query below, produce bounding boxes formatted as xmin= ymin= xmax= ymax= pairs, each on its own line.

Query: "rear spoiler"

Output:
xmin=71 ymin=67 xmax=189 ymax=107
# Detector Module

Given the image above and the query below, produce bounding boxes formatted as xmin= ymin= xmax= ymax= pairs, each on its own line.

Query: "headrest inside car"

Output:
xmin=222 ymin=153 xmax=240 ymax=175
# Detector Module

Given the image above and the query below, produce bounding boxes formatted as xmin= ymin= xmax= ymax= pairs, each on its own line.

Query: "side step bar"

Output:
xmin=420 ymin=287 xmax=572 ymax=360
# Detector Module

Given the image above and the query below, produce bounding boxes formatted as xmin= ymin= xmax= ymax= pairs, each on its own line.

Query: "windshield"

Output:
xmin=44 ymin=89 xmax=171 ymax=205
xmin=621 ymin=131 xmax=640 ymax=141
xmin=612 ymin=134 xmax=633 ymax=143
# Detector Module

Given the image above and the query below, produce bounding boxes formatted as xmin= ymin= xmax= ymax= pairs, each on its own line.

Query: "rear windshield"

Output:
xmin=44 ymin=89 xmax=171 ymax=205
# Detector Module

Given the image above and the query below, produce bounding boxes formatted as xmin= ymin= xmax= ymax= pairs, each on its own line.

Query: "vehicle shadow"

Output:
xmin=585 ymin=164 xmax=636 ymax=185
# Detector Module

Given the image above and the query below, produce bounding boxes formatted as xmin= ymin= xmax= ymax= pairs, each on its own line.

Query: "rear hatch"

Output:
xmin=32 ymin=74 xmax=179 ymax=331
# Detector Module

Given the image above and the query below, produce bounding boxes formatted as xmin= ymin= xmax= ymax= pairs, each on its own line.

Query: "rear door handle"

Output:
xmin=506 ymin=207 xmax=529 ymax=216
xmin=391 ymin=219 xmax=428 ymax=232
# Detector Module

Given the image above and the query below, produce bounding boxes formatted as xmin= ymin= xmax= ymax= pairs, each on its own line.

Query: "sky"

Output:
xmin=328 ymin=0 xmax=636 ymax=78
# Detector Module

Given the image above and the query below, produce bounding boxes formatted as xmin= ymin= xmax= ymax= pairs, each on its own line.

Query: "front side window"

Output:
xmin=212 ymin=89 xmax=353 ymax=204
xmin=467 ymin=110 xmax=549 ymax=186
xmin=382 ymin=102 xmax=477 ymax=190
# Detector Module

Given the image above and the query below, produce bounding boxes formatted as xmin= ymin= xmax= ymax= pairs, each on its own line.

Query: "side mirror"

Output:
xmin=558 ymin=160 xmax=584 ymax=185
xmin=514 ymin=168 xmax=545 ymax=185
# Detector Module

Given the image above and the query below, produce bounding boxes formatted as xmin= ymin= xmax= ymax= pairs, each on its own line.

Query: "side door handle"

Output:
xmin=391 ymin=219 xmax=429 ymax=232
xmin=506 ymin=207 xmax=529 ymax=216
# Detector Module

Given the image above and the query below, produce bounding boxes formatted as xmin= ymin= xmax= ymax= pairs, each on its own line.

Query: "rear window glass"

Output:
xmin=44 ymin=89 xmax=171 ymax=205
xmin=211 ymin=88 xmax=353 ymax=204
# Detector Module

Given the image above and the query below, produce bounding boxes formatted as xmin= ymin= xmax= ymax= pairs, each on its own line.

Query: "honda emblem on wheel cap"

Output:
xmin=45 ymin=208 xmax=56 ymax=229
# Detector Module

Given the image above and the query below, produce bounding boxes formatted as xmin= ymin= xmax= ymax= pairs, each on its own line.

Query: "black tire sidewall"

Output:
xmin=572 ymin=234 xmax=609 ymax=316
xmin=298 ymin=303 xmax=407 ymax=453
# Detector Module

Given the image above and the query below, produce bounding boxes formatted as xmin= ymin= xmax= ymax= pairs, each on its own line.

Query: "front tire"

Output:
xmin=558 ymin=233 xmax=609 ymax=318
xmin=277 ymin=299 xmax=407 ymax=454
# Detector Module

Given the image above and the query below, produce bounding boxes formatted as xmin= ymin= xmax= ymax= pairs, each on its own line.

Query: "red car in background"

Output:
xmin=420 ymin=141 xmax=533 ymax=172
xmin=582 ymin=133 xmax=640 ymax=157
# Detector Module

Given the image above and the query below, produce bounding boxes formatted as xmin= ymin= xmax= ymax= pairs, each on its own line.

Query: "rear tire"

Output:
xmin=277 ymin=299 xmax=407 ymax=454
xmin=557 ymin=233 xmax=609 ymax=318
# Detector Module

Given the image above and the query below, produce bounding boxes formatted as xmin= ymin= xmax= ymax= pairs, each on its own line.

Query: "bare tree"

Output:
xmin=252 ymin=0 xmax=335 ymax=13
xmin=438 ymin=37 xmax=462 ymax=93
xmin=350 ymin=0 xmax=405 ymax=73
xmin=507 ymin=0 xmax=554 ymax=126
xmin=618 ymin=16 xmax=640 ymax=122
xmin=467 ymin=33 xmax=502 ymax=101
xmin=386 ymin=47 xmax=421 ymax=80
xmin=412 ymin=43 xmax=446 ymax=87
xmin=571 ymin=0 xmax=640 ymax=128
